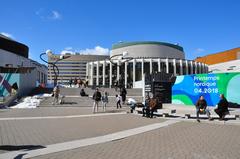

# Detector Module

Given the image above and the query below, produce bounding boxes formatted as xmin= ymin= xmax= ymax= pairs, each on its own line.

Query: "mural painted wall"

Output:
xmin=0 ymin=73 xmax=20 ymax=97
xmin=172 ymin=73 xmax=240 ymax=106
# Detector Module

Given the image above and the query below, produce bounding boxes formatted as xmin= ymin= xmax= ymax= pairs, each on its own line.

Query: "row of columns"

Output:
xmin=88 ymin=59 xmax=208 ymax=87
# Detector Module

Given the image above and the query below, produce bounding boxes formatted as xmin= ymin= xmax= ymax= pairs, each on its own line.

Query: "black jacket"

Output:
xmin=217 ymin=97 xmax=229 ymax=112
xmin=196 ymin=99 xmax=207 ymax=109
xmin=93 ymin=91 xmax=101 ymax=101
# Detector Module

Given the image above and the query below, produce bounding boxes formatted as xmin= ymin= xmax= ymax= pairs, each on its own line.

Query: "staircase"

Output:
xmin=39 ymin=87 xmax=143 ymax=107
xmin=58 ymin=87 xmax=142 ymax=97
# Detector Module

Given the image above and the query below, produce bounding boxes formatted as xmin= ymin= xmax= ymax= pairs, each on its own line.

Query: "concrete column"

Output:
xmin=185 ymin=60 xmax=189 ymax=75
xmin=125 ymin=62 xmax=128 ymax=88
xmin=201 ymin=63 xmax=204 ymax=73
xmin=90 ymin=62 xmax=94 ymax=85
xmin=109 ymin=62 xmax=112 ymax=88
xmin=173 ymin=59 xmax=176 ymax=76
xmin=149 ymin=59 xmax=152 ymax=74
xmin=142 ymin=73 xmax=145 ymax=103
xmin=96 ymin=61 xmax=99 ymax=86
xmin=190 ymin=61 xmax=193 ymax=74
xmin=198 ymin=62 xmax=201 ymax=74
xmin=180 ymin=59 xmax=183 ymax=75
xmin=141 ymin=59 xmax=144 ymax=81
xmin=103 ymin=60 xmax=106 ymax=86
xmin=117 ymin=60 xmax=120 ymax=81
xmin=158 ymin=58 xmax=161 ymax=72
xmin=205 ymin=64 xmax=208 ymax=73
xmin=194 ymin=61 xmax=198 ymax=74
xmin=166 ymin=58 xmax=169 ymax=73
xmin=133 ymin=59 xmax=136 ymax=88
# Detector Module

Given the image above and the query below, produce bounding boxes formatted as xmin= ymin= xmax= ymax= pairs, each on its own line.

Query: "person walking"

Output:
xmin=92 ymin=88 xmax=101 ymax=113
xmin=195 ymin=95 xmax=212 ymax=122
xmin=52 ymin=85 xmax=60 ymax=105
xmin=142 ymin=95 xmax=150 ymax=117
xmin=149 ymin=96 xmax=157 ymax=118
xmin=116 ymin=94 xmax=122 ymax=109
xmin=69 ymin=78 xmax=73 ymax=87
xmin=101 ymin=91 xmax=108 ymax=112
xmin=214 ymin=94 xmax=229 ymax=120
xmin=120 ymin=87 xmax=127 ymax=104
xmin=74 ymin=78 xmax=77 ymax=87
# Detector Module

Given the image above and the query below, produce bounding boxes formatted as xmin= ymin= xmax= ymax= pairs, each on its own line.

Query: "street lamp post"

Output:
xmin=40 ymin=50 xmax=70 ymax=87
xmin=109 ymin=51 xmax=133 ymax=90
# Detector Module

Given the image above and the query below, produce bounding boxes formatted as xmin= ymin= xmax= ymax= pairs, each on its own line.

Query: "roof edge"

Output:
xmin=112 ymin=41 xmax=184 ymax=52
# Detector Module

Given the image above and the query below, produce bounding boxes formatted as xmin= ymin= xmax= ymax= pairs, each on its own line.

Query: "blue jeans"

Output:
xmin=196 ymin=108 xmax=211 ymax=119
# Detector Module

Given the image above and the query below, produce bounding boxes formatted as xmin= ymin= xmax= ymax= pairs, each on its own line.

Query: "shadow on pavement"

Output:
xmin=14 ymin=153 xmax=27 ymax=159
xmin=61 ymin=102 xmax=78 ymax=105
xmin=0 ymin=145 xmax=46 ymax=151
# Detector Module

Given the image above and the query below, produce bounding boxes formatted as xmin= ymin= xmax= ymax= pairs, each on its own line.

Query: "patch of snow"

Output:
xmin=11 ymin=93 xmax=52 ymax=109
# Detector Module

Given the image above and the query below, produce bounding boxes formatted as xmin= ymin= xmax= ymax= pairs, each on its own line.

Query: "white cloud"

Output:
xmin=1 ymin=32 xmax=14 ymax=39
xmin=60 ymin=46 xmax=110 ymax=55
xmin=36 ymin=9 xmax=62 ymax=20
xmin=79 ymin=46 xmax=110 ymax=55
xmin=60 ymin=46 xmax=75 ymax=55
xmin=50 ymin=11 xmax=61 ymax=20
xmin=195 ymin=48 xmax=205 ymax=53
xmin=64 ymin=47 xmax=73 ymax=51
xmin=60 ymin=50 xmax=75 ymax=55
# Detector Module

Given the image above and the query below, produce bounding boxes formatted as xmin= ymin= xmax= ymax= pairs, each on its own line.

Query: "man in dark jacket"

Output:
xmin=120 ymin=87 xmax=127 ymax=104
xmin=92 ymin=88 xmax=101 ymax=113
xmin=214 ymin=94 xmax=229 ymax=120
xmin=196 ymin=95 xmax=212 ymax=122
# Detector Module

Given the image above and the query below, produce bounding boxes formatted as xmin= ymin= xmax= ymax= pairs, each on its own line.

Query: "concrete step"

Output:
xmin=59 ymin=87 xmax=142 ymax=96
xmin=39 ymin=96 xmax=143 ymax=107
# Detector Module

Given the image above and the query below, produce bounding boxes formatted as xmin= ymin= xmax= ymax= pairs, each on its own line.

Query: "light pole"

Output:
xmin=40 ymin=50 xmax=70 ymax=87
xmin=109 ymin=51 xmax=133 ymax=89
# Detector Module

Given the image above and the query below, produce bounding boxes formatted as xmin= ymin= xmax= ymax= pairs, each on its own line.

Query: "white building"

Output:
xmin=209 ymin=59 xmax=240 ymax=73
xmin=87 ymin=41 xmax=209 ymax=88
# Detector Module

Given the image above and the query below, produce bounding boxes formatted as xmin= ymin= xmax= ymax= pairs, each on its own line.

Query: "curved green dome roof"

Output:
xmin=112 ymin=41 xmax=184 ymax=52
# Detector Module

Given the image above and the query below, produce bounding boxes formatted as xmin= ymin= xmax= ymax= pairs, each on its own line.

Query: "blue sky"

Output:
xmin=1 ymin=0 xmax=239 ymax=63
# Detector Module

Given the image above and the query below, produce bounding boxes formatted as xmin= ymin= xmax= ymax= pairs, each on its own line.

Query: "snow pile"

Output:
xmin=11 ymin=93 xmax=52 ymax=109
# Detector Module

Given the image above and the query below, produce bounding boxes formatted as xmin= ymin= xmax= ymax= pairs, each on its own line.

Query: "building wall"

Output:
xmin=0 ymin=72 xmax=37 ymax=97
xmin=195 ymin=48 xmax=240 ymax=65
xmin=19 ymin=71 xmax=37 ymax=96
xmin=0 ymin=49 xmax=31 ymax=68
xmin=209 ymin=59 xmax=240 ymax=73
xmin=48 ymin=54 xmax=109 ymax=84
xmin=111 ymin=43 xmax=185 ymax=59
xmin=0 ymin=73 xmax=20 ymax=97
xmin=87 ymin=58 xmax=208 ymax=88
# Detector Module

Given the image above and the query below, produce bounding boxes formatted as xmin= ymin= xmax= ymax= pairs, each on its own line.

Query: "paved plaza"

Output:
xmin=0 ymin=106 xmax=240 ymax=159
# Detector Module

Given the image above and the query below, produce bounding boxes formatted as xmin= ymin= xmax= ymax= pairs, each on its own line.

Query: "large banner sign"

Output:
xmin=172 ymin=73 xmax=240 ymax=106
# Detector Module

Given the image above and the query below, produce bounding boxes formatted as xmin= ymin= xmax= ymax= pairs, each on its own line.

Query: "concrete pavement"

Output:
xmin=0 ymin=104 xmax=240 ymax=159
xmin=32 ymin=121 xmax=240 ymax=159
